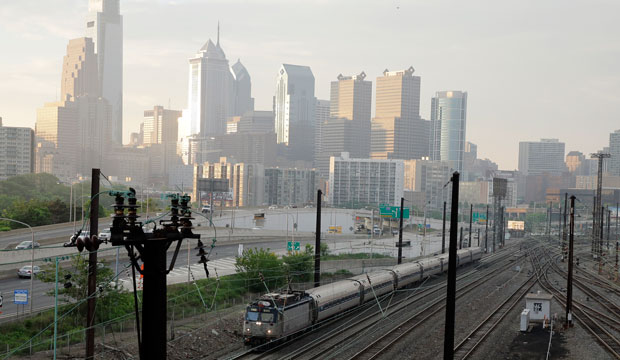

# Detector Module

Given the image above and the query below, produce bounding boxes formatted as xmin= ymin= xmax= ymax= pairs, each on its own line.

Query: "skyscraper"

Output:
xmin=36 ymin=36 xmax=111 ymax=181
xmin=316 ymin=72 xmax=372 ymax=176
xmin=274 ymin=64 xmax=316 ymax=162
xmin=371 ymin=67 xmax=429 ymax=160
xmin=430 ymin=90 xmax=468 ymax=172
xmin=61 ymin=38 xmax=99 ymax=101
xmin=330 ymin=72 xmax=372 ymax=157
xmin=186 ymin=34 xmax=232 ymax=137
xmin=230 ymin=59 xmax=254 ymax=116
xmin=85 ymin=0 xmax=123 ymax=143
xmin=142 ymin=106 xmax=181 ymax=146
xmin=0 ymin=118 xmax=35 ymax=180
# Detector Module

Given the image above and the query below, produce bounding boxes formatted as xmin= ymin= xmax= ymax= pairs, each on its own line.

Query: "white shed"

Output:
xmin=525 ymin=291 xmax=553 ymax=322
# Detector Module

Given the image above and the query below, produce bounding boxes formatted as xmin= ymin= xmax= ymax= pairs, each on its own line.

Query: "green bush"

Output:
xmin=235 ymin=248 xmax=285 ymax=293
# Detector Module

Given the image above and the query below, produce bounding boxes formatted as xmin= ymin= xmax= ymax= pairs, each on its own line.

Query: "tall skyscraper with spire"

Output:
xmin=85 ymin=0 xmax=123 ymax=144
xmin=178 ymin=24 xmax=254 ymax=165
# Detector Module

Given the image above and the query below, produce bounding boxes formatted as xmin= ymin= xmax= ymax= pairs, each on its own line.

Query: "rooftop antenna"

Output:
xmin=217 ymin=21 xmax=220 ymax=46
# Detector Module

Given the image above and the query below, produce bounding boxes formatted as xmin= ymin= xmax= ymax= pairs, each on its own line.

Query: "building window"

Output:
xmin=87 ymin=21 xmax=94 ymax=28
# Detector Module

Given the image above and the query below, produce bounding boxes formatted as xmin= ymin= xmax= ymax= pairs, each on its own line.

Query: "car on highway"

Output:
xmin=268 ymin=205 xmax=278 ymax=210
xmin=391 ymin=229 xmax=399 ymax=236
xmin=17 ymin=265 xmax=43 ymax=278
xmin=15 ymin=241 xmax=40 ymax=250
xmin=201 ymin=205 xmax=212 ymax=213
xmin=98 ymin=228 xmax=111 ymax=241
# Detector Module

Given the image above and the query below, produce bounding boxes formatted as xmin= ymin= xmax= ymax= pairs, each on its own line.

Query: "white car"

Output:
xmin=15 ymin=241 xmax=40 ymax=250
xmin=98 ymin=228 xmax=111 ymax=241
xmin=18 ymin=265 xmax=43 ymax=278
xmin=268 ymin=205 xmax=278 ymax=210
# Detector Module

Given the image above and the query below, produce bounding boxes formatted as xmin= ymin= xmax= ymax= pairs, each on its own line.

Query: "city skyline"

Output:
xmin=1 ymin=0 xmax=619 ymax=169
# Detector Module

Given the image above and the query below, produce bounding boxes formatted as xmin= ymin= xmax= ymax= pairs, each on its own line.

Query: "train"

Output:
xmin=243 ymin=247 xmax=483 ymax=345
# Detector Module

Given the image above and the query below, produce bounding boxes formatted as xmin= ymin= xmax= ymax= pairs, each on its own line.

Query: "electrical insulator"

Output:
xmin=259 ymin=272 xmax=265 ymax=282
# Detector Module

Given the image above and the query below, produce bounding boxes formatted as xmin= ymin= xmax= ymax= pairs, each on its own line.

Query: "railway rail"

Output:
xmin=531 ymin=246 xmax=620 ymax=359
xmin=224 ymin=244 xmax=524 ymax=360
xmin=344 ymin=245 xmax=530 ymax=360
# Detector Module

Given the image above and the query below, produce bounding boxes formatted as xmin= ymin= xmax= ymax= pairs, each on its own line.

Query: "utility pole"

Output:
xmin=592 ymin=197 xmax=597 ymax=257
xmin=468 ymin=204 xmax=473 ymax=248
xmin=459 ymin=227 xmax=463 ymax=249
xmin=85 ymin=168 xmax=100 ymax=359
xmin=566 ymin=195 xmax=575 ymax=327
xmin=398 ymin=197 xmax=404 ymax=264
xmin=314 ymin=190 xmax=322 ymax=287
xmin=477 ymin=228 xmax=480 ymax=247
xmin=442 ymin=201 xmax=447 ymax=254
xmin=443 ymin=172 xmax=459 ymax=360
xmin=485 ymin=204 xmax=489 ymax=253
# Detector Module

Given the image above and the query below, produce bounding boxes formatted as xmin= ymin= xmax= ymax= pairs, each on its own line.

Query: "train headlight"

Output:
xmin=256 ymin=321 xmax=262 ymax=326
xmin=267 ymin=329 xmax=272 ymax=334
xmin=246 ymin=328 xmax=251 ymax=332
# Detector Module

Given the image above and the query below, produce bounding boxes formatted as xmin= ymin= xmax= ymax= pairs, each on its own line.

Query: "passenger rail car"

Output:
xmin=243 ymin=247 xmax=482 ymax=345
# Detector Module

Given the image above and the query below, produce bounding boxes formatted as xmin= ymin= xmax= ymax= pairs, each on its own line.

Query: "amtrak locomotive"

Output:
xmin=243 ymin=247 xmax=483 ymax=345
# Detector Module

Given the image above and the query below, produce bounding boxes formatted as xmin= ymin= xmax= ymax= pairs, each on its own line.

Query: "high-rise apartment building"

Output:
xmin=371 ymin=67 xmax=429 ymax=160
xmin=518 ymin=139 xmax=566 ymax=175
xmin=566 ymin=151 xmax=586 ymax=174
xmin=193 ymin=158 xmax=264 ymax=207
xmin=402 ymin=159 xmax=451 ymax=210
xmin=274 ymin=64 xmax=316 ymax=162
xmin=85 ymin=0 xmax=123 ymax=144
xmin=430 ymin=91 xmax=468 ymax=173
xmin=608 ymin=130 xmax=620 ymax=176
xmin=0 ymin=118 xmax=35 ymax=180
xmin=328 ymin=152 xmax=404 ymax=207
xmin=264 ymin=167 xmax=317 ymax=206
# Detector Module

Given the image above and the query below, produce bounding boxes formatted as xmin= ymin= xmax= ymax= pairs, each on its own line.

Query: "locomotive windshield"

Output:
xmin=245 ymin=308 xmax=277 ymax=322
xmin=246 ymin=311 xmax=259 ymax=321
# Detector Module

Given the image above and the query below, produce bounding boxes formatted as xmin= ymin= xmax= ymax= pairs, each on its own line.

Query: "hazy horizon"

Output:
xmin=1 ymin=0 xmax=619 ymax=169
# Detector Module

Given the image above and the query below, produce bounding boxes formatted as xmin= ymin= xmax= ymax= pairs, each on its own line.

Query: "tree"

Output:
xmin=235 ymin=248 xmax=284 ymax=293
xmin=1 ymin=199 xmax=52 ymax=228
xmin=282 ymin=244 xmax=314 ymax=283
xmin=39 ymin=255 xmax=130 ymax=320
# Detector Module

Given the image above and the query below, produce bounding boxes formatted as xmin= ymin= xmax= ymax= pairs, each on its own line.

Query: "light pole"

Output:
xmin=145 ymin=183 xmax=155 ymax=221
xmin=0 ymin=218 xmax=35 ymax=315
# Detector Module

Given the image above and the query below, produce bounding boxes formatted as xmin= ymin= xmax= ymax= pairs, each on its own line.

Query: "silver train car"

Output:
xmin=243 ymin=247 xmax=482 ymax=345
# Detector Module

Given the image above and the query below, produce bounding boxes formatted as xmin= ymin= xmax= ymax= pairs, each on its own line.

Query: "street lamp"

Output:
xmin=0 ymin=217 xmax=35 ymax=315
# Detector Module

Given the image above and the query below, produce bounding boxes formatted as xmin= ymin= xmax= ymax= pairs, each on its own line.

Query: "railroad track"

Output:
xmin=452 ymin=253 xmax=545 ymax=359
xmin=531 ymin=246 xmax=620 ymax=359
xmin=344 ymin=246 xmax=531 ymax=360
xmin=224 ymin=243 xmax=526 ymax=360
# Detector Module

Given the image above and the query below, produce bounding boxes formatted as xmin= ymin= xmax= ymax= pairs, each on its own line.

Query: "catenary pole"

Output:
xmin=314 ymin=190 xmax=322 ymax=287
xmin=443 ymin=172 xmax=459 ymax=360
xmin=398 ymin=197 xmax=404 ymax=264
xmin=85 ymin=168 xmax=100 ymax=359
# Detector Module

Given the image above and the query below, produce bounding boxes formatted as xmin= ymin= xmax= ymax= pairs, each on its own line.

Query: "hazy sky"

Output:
xmin=1 ymin=0 xmax=619 ymax=169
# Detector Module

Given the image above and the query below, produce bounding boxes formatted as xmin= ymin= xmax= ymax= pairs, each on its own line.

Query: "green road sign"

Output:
xmin=379 ymin=206 xmax=410 ymax=219
xmin=473 ymin=212 xmax=487 ymax=223
xmin=287 ymin=241 xmax=301 ymax=251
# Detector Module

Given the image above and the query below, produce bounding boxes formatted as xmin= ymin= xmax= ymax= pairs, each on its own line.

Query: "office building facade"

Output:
xmin=264 ymin=167 xmax=317 ymax=206
xmin=0 ymin=119 xmax=35 ymax=180
xmin=518 ymin=139 xmax=566 ymax=175
xmin=430 ymin=90 xmax=467 ymax=173
xmin=274 ymin=64 xmax=316 ymax=161
xmin=85 ymin=0 xmax=123 ymax=143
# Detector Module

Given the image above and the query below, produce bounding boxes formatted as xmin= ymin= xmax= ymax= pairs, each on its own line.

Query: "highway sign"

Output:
xmin=287 ymin=241 xmax=300 ymax=251
xmin=379 ymin=206 xmax=410 ymax=219
xmin=14 ymin=289 xmax=28 ymax=305
xmin=473 ymin=212 xmax=487 ymax=223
